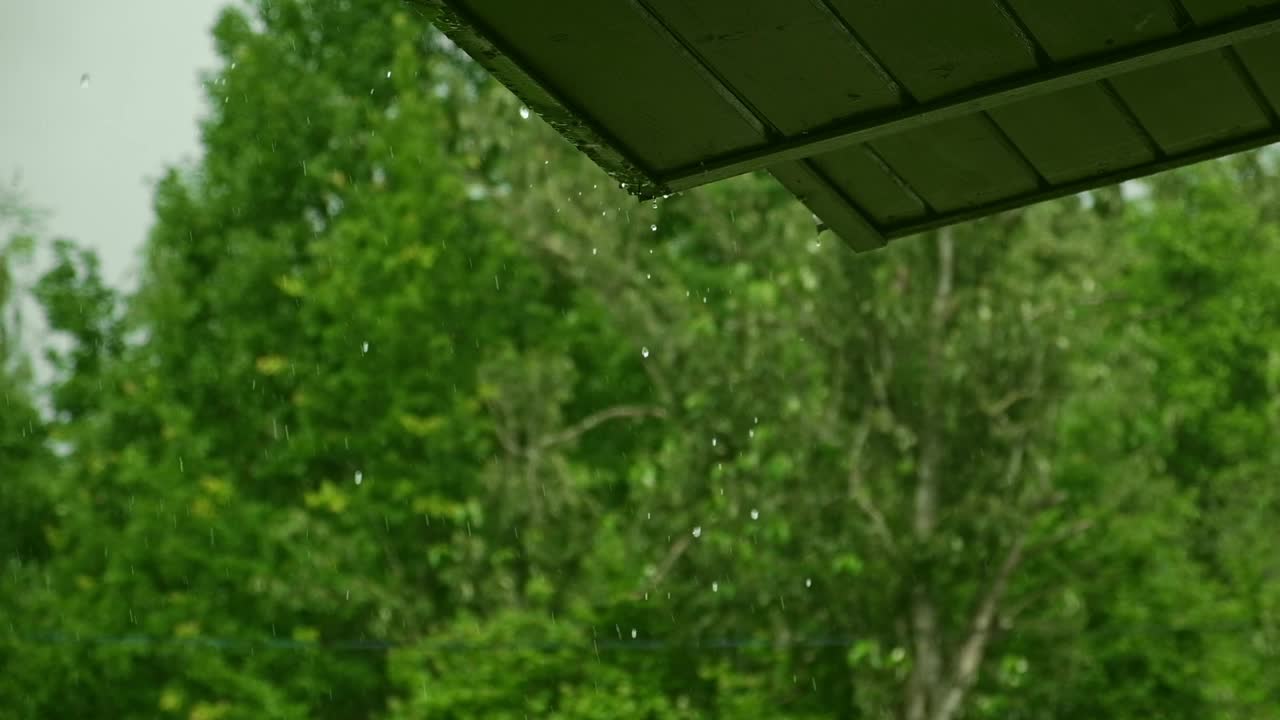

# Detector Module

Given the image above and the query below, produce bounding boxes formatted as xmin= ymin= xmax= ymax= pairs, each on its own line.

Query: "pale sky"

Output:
xmin=1 ymin=0 xmax=229 ymax=289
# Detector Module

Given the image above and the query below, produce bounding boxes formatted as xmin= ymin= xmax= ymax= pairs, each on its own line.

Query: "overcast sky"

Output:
xmin=1 ymin=0 xmax=228 ymax=289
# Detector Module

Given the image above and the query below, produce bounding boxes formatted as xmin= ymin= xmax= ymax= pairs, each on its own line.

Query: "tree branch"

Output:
xmin=636 ymin=533 xmax=692 ymax=597
xmin=535 ymin=404 xmax=667 ymax=451
xmin=847 ymin=422 xmax=897 ymax=555
xmin=933 ymin=533 xmax=1028 ymax=720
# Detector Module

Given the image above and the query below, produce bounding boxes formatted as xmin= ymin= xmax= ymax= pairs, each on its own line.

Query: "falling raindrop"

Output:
xmin=712 ymin=437 xmax=718 ymax=447
xmin=650 ymin=224 xmax=658 ymax=232
xmin=592 ymin=247 xmax=597 ymax=255
xmin=519 ymin=106 xmax=530 ymax=120
xmin=631 ymin=628 xmax=637 ymax=639
xmin=692 ymin=526 xmax=702 ymax=538
xmin=79 ymin=73 xmax=91 ymax=89
xmin=361 ymin=341 xmax=370 ymax=354
xmin=386 ymin=70 xmax=392 ymax=78
xmin=641 ymin=346 xmax=650 ymax=359
xmin=354 ymin=470 xmax=364 ymax=486
xmin=750 ymin=509 xmax=759 ymax=520
xmin=712 ymin=581 xmax=719 ymax=593
xmin=805 ymin=578 xmax=812 ymax=588
xmin=749 ymin=429 xmax=755 ymax=438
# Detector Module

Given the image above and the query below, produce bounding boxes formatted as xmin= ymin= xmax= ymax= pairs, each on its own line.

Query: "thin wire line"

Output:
xmin=6 ymin=623 xmax=1263 ymax=654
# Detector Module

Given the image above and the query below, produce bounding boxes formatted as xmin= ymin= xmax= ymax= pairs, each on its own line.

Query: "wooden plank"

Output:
xmin=1007 ymin=0 xmax=1181 ymax=59
xmin=1179 ymin=0 xmax=1280 ymax=117
xmin=811 ymin=147 xmax=930 ymax=225
xmin=455 ymin=0 xmax=763 ymax=173
xmin=658 ymin=7 xmax=1280 ymax=192
xmin=616 ymin=0 xmax=890 ymax=255
xmin=1112 ymin=52 xmax=1271 ymax=153
xmin=886 ymin=128 xmax=1280 ymax=238
xmin=989 ymin=86 xmax=1158 ymax=183
xmin=769 ymin=162 xmax=886 ymax=252
xmin=866 ymin=115 xmax=1041 ymax=213
xmin=641 ymin=0 xmax=901 ymax=136
xmin=426 ymin=0 xmax=663 ymax=196
xmin=1176 ymin=0 xmax=1279 ymax=24
xmin=823 ymin=0 xmax=1037 ymax=101
xmin=1234 ymin=39 xmax=1280 ymax=116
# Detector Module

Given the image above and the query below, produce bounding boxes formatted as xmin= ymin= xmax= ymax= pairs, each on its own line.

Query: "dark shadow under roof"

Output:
xmin=422 ymin=0 xmax=1280 ymax=250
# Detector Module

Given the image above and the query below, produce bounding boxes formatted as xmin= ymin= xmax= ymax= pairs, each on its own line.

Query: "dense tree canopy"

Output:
xmin=2 ymin=2 xmax=1279 ymax=719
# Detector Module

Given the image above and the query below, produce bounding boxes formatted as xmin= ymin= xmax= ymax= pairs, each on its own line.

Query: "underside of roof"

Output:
xmin=422 ymin=0 xmax=1280 ymax=251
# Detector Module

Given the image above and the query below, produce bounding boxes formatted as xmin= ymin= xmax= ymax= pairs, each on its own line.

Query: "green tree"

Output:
xmin=0 ymin=186 xmax=57 ymax=720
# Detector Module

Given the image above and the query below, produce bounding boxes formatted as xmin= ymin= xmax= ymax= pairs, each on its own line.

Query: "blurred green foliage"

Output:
xmin=2 ymin=1 xmax=1279 ymax=718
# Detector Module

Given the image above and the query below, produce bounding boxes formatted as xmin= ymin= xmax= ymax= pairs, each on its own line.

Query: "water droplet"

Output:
xmin=712 ymin=581 xmax=719 ymax=592
xmin=519 ymin=106 xmax=530 ymax=120
xmin=592 ymin=247 xmax=597 ymax=255
xmin=631 ymin=628 xmax=637 ymax=639
xmin=749 ymin=429 xmax=755 ymax=438
xmin=692 ymin=526 xmax=702 ymax=538
xmin=620 ymin=182 xmax=628 ymax=189
xmin=361 ymin=341 xmax=370 ymax=354
xmin=641 ymin=346 xmax=650 ymax=358
xmin=712 ymin=437 xmax=718 ymax=446
xmin=650 ymin=224 xmax=658 ymax=232
xmin=805 ymin=578 xmax=812 ymax=588
xmin=79 ymin=73 xmax=90 ymax=89
xmin=386 ymin=70 xmax=392 ymax=78
xmin=354 ymin=470 xmax=364 ymax=486
xmin=750 ymin=509 xmax=759 ymax=520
